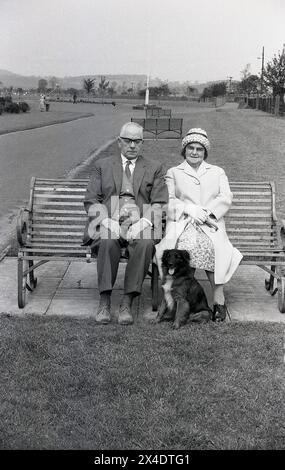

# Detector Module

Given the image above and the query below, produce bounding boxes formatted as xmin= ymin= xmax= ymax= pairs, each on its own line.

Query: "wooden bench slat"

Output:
xmin=232 ymin=198 xmax=271 ymax=203
xmin=35 ymin=179 xmax=89 ymax=184
xmin=31 ymin=237 xmax=83 ymax=243
xmin=241 ymin=260 xmax=285 ymax=266
xmin=225 ymin=220 xmax=273 ymax=225
xmin=33 ymin=217 xmax=87 ymax=222
xmin=32 ymin=223 xmax=85 ymax=229
xmin=34 ymin=183 xmax=87 ymax=190
xmin=31 ymin=230 xmax=84 ymax=236
xmin=230 ymin=181 xmax=271 ymax=185
xmin=21 ymin=247 xmax=87 ymax=253
xmin=28 ymin=243 xmax=85 ymax=248
xmin=34 ymin=194 xmax=85 ymax=199
xmin=232 ymin=191 xmax=271 ymax=195
xmin=33 ymin=209 xmax=86 ymax=214
xmin=229 ymin=206 xmax=271 ymax=210
xmin=240 ymin=251 xmax=284 ymax=256
xmin=34 ymin=201 xmax=84 ymax=206
xmin=226 ymin=214 xmax=272 ymax=218
xmin=230 ymin=234 xmax=276 ymax=241
xmin=227 ymin=228 xmax=275 ymax=233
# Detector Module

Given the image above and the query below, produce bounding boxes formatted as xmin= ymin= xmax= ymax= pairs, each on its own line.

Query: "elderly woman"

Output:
xmin=155 ymin=128 xmax=242 ymax=321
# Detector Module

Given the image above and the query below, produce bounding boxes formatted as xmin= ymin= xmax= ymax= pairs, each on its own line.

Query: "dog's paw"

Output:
xmin=172 ymin=321 xmax=181 ymax=330
xmin=143 ymin=311 xmax=159 ymax=323
xmin=189 ymin=311 xmax=211 ymax=323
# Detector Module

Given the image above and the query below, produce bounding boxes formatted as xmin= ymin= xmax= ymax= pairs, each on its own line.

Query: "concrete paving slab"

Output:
xmin=0 ymin=258 xmax=64 ymax=315
xmin=224 ymin=265 xmax=285 ymax=322
xmin=46 ymin=285 xmax=139 ymax=320
xmin=33 ymin=260 xmax=70 ymax=278
xmin=60 ymin=261 xmax=126 ymax=289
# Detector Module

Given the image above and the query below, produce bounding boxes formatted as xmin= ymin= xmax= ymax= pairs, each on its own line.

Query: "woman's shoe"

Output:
xmin=213 ymin=304 xmax=228 ymax=322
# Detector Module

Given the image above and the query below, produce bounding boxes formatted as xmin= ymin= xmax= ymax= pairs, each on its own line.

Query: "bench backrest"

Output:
xmin=131 ymin=117 xmax=183 ymax=135
xmin=27 ymin=178 xmax=278 ymax=254
xmin=146 ymin=108 xmax=172 ymax=118
xmin=28 ymin=178 xmax=89 ymax=252
xmin=225 ymin=181 xmax=278 ymax=251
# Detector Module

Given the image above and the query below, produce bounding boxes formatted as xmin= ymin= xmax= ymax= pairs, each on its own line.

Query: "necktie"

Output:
xmin=125 ymin=160 xmax=132 ymax=180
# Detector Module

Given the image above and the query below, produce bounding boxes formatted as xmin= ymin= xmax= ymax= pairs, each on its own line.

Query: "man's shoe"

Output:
xmin=118 ymin=305 xmax=133 ymax=325
xmin=94 ymin=303 xmax=111 ymax=324
xmin=212 ymin=304 xmax=228 ymax=322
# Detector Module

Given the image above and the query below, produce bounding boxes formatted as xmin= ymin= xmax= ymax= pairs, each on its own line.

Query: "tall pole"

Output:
xmin=145 ymin=74 xmax=150 ymax=106
xmin=260 ymin=46 xmax=264 ymax=94
xmin=145 ymin=6 xmax=151 ymax=107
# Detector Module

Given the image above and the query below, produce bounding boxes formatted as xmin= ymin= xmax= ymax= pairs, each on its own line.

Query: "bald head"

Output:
xmin=117 ymin=122 xmax=144 ymax=160
xmin=119 ymin=122 xmax=143 ymax=139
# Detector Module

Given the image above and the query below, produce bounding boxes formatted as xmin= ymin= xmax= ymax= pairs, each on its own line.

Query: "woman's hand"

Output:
xmin=194 ymin=207 xmax=208 ymax=224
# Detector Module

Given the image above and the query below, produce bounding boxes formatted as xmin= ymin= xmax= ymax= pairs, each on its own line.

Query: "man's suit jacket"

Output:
xmin=82 ymin=151 xmax=168 ymax=245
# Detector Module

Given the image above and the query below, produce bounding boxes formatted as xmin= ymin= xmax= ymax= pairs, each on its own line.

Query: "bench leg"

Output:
xmin=265 ymin=265 xmax=278 ymax=295
xmin=18 ymin=256 xmax=27 ymax=308
xmin=29 ymin=260 xmax=38 ymax=290
xmin=151 ymin=262 xmax=159 ymax=311
xmin=277 ymin=275 xmax=285 ymax=313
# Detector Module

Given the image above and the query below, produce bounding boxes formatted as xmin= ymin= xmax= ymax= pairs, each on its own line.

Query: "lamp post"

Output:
xmin=145 ymin=74 xmax=150 ymax=106
xmin=258 ymin=46 xmax=265 ymax=94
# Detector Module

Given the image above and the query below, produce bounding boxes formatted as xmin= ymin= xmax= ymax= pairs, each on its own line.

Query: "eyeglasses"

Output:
xmin=120 ymin=137 xmax=143 ymax=145
xmin=187 ymin=146 xmax=205 ymax=153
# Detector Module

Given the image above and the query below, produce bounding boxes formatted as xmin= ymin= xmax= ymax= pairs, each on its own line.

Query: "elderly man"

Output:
xmin=83 ymin=122 xmax=168 ymax=325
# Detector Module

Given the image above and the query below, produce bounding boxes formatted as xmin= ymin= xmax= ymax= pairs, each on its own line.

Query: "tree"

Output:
xmin=186 ymin=86 xmax=197 ymax=96
xmin=111 ymin=81 xmax=117 ymax=93
xmin=107 ymin=87 xmax=115 ymax=98
xmin=158 ymin=83 xmax=170 ymax=97
xmin=67 ymin=88 xmax=79 ymax=97
xmin=83 ymin=78 xmax=96 ymax=95
xmin=16 ymin=87 xmax=23 ymax=99
xmin=98 ymin=76 xmax=110 ymax=102
xmin=38 ymin=79 xmax=48 ymax=93
xmin=201 ymin=82 xmax=227 ymax=99
xmin=211 ymin=82 xmax=227 ymax=97
xmin=263 ymin=49 xmax=285 ymax=101
xmin=238 ymin=74 xmax=260 ymax=94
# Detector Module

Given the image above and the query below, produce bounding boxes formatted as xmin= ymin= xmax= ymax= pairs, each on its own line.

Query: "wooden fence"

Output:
xmin=240 ymin=95 xmax=285 ymax=116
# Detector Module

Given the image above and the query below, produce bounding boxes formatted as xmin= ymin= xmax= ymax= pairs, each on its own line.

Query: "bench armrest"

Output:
xmin=17 ymin=208 xmax=30 ymax=247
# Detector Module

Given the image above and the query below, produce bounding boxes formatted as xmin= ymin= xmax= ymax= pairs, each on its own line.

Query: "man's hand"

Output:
xmin=126 ymin=218 xmax=151 ymax=241
xmin=101 ymin=218 xmax=121 ymax=238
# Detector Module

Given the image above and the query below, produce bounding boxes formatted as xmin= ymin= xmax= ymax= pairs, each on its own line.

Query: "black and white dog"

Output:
xmin=155 ymin=249 xmax=212 ymax=329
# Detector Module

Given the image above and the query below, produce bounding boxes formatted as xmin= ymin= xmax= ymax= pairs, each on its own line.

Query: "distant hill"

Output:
xmin=0 ymin=70 xmax=148 ymax=90
xmin=0 ymin=69 xmax=210 ymax=94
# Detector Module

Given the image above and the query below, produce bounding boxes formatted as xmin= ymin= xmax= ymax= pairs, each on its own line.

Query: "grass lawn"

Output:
xmin=0 ymin=315 xmax=284 ymax=450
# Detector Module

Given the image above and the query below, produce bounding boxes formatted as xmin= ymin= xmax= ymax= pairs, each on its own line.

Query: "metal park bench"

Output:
xmin=16 ymin=179 xmax=285 ymax=314
xmin=225 ymin=181 xmax=285 ymax=313
xmin=131 ymin=118 xmax=183 ymax=139
xmin=16 ymin=178 xmax=159 ymax=310
xmin=145 ymin=108 xmax=172 ymax=118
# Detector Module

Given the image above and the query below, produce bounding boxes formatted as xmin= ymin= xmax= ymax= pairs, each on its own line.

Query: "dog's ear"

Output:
xmin=162 ymin=249 xmax=169 ymax=263
xmin=181 ymin=250 xmax=190 ymax=261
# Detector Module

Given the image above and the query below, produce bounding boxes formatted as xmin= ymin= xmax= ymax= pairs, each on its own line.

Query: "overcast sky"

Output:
xmin=1 ymin=0 xmax=285 ymax=82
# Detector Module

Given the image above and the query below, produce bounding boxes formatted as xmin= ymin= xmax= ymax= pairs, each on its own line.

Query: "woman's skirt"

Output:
xmin=177 ymin=221 xmax=215 ymax=271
